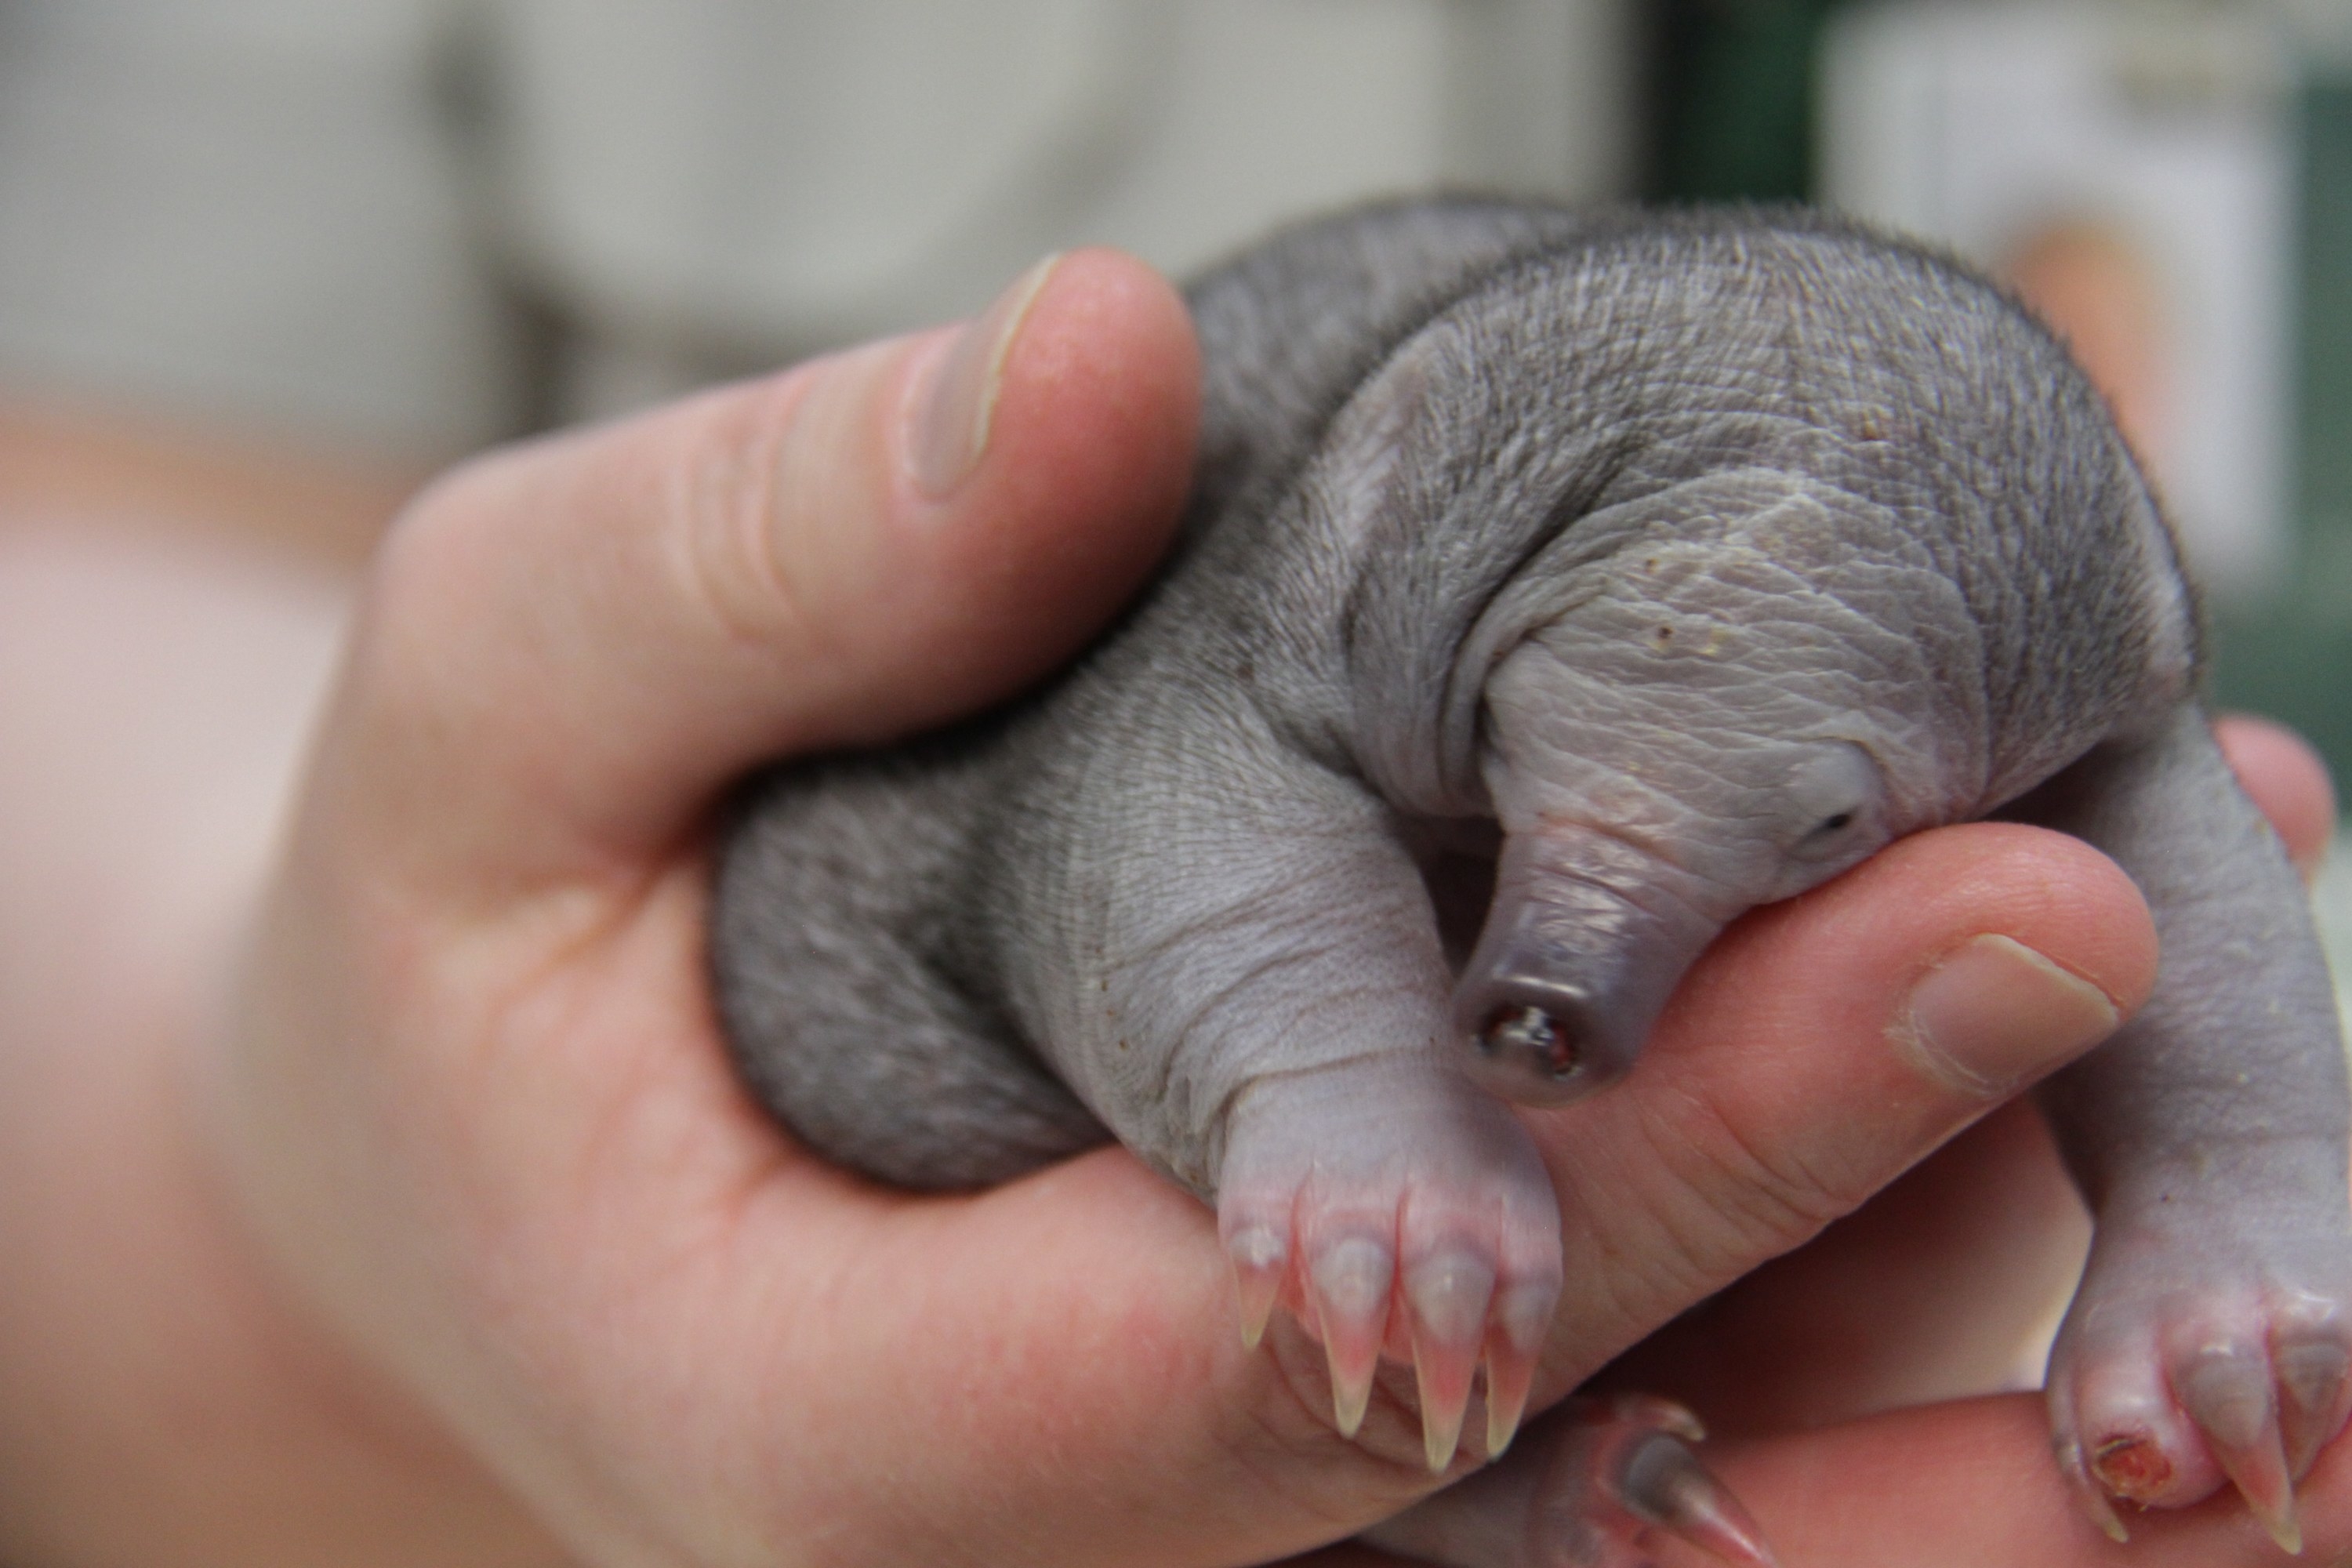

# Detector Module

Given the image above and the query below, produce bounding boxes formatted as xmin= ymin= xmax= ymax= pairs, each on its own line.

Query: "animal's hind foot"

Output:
xmin=1216 ymin=1060 xmax=1561 ymax=1468
xmin=1363 ymin=1392 xmax=1778 ymax=1568
xmin=1523 ymin=1396 xmax=1779 ymax=1568
xmin=2048 ymin=1223 xmax=2352 ymax=1554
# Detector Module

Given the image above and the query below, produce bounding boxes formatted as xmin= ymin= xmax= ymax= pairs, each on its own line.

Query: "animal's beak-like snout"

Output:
xmin=1451 ymin=826 xmax=1722 ymax=1105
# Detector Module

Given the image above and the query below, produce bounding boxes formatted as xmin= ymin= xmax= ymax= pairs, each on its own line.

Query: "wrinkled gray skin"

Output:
xmin=713 ymin=201 xmax=2352 ymax=1560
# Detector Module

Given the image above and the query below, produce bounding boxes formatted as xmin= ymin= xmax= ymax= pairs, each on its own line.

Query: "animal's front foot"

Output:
xmin=1216 ymin=1061 xmax=1563 ymax=1469
xmin=2049 ymin=1221 xmax=2352 ymax=1553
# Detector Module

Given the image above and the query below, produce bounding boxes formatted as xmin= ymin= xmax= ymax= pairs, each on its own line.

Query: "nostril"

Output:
xmin=1477 ymin=1002 xmax=1584 ymax=1083
xmin=1457 ymin=975 xmax=1646 ymax=1104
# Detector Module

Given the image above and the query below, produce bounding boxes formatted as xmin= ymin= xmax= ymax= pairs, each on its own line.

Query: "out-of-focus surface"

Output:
xmin=2317 ymin=843 xmax=2352 ymax=1027
xmin=484 ymin=0 xmax=1632 ymax=419
xmin=0 ymin=0 xmax=1635 ymax=470
xmin=0 ymin=1 xmax=528 ymax=468
xmin=1821 ymin=2 xmax=2296 ymax=600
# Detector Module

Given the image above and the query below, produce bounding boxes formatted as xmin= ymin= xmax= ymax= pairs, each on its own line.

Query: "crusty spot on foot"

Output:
xmin=2092 ymin=1433 xmax=2172 ymax=1502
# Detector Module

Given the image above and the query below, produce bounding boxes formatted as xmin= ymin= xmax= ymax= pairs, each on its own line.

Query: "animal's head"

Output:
xmin=1308 ymin=211 xmax=2196 ymax=1103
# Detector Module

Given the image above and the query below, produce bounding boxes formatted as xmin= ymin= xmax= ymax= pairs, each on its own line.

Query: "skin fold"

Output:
xmin=711 ymin=201 xmax=2352 ymax=1562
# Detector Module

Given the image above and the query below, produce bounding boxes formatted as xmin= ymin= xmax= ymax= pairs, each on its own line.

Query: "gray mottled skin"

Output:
xmin=712 ymin=200 xmax=2352 ymax=1556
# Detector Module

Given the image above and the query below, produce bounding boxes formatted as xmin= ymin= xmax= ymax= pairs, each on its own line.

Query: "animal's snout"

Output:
xmin=1452 ymin=826 xmax=1721 ymax=1106
xmin=1458 ymin=973 xmax=1647 ymax=1103
xmin=1472 ymin=989 xmax=1635 ymax=1094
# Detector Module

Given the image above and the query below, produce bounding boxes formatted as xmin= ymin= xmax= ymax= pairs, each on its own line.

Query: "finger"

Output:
xmin=1599 ymin=1097 xmax=2090 ymax=1436
xmin=1709 ymin=1392 xmax=2352 ymax=1566
xmin=1519 ymin=822 xmax=2153 ymax=1390
xmin=2213 ymin=713 xmax=2336 ymax=878
xmin=318 ymin=249 xmax=1199 ymax=895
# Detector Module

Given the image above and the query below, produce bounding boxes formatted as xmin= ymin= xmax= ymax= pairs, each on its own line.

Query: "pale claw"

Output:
xmin=1407 ymin=1246 xmax=1495 ymax=1471
xmin=1225 ymin=1221 xmax=1286 ymax=1352
xmin=2180 ymin=1348 xmax=2302 ymax=1554
xmin=1533 ymin=1396 xmax=1780 ymax=1568
xmin=1361 ymin=1391 xmax=1773 ymax=1568
xmin=1485 ymin=1280 xmax=1552 ymax=1458
xmin=2053 ymin=1430 xmax=2132 ymax=1544
xmin=2278 ymin=1341 xmax=2352 ymax=1482
xmin=1308 ymin=1233 xmax=1393 ymax=1438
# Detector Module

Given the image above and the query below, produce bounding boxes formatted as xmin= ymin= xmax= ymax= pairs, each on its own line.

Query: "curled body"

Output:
xmin=712 ymin=201 xmax=2351 ymax=1563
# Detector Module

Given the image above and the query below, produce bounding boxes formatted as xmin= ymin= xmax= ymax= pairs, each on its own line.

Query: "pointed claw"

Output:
xmin=1484 ymin=1349 xmax=1534 ymax=1461
xmin=1414 ymin=1359 xmax=1469 ymax=1473
xmin=1308 ymin=1235 xmax=1392 ymax=1438
xmin=1610 ymin=1427 xmax=1781 ymax=1568
xmin=2277 ymin=1342 xmax=2352 ymax=1481
xmin=1225 ymin=1224 xmax=1286 ymax=1352
xmin=2180 ymin=1348 xmax=2301 ymax=1554
xmin=1484 ymin=1279 xmax=1551 ymax=1457
xmin=2058 ymin=1437 xmax=2132 ymax=1544
xmin=1406 ymin=1248 xmax=1494 ymax=1471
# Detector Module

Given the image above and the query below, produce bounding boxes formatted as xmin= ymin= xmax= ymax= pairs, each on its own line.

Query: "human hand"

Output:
xmin=194 ymin=242 xmax=2341 ymax=1568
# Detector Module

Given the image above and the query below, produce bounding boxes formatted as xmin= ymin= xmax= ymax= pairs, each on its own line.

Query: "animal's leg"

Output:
xmin=1033 ymin=746 xmax=1570 ymax=1468
xmin=2018 ymin=707 xmax=2352 ymax=1548
xmin=1361 ymin=1394 xmax=1777 ymax=1568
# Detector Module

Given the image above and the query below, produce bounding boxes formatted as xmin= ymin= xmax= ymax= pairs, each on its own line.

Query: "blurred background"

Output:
xmin=2 ymin=0 xmax=2348 ymax=953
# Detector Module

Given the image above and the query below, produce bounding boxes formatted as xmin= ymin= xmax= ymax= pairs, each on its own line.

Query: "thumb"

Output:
xmin=316 ymin=250 xmax=1199 ymax=895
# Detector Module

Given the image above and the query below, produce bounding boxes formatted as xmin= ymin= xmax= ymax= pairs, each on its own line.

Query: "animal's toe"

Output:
xmin=1305 ymin=1229 xmax=1396 ymax=1438
xmin=2176 ymin=1343 xmax=2301 ymax=1552
xmin=1402 ymin=1243 xmax=1494 ymax=1468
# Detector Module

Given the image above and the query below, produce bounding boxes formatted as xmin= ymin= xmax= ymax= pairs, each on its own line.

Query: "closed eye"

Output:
xmin=1790 ymin=806 xmax=1867 ymax=859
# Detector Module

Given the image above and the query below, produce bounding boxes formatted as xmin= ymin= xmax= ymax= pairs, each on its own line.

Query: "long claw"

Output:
xmin=2277 ymin=1341 xmax=2352 ymax=1481
xmin=1309 ymin=1235 xmax=1392 ymax=1438
xmin=1225 ymin=1224 xmax=1286 ymax=1352
xmin=2058 ymin=1437 xmax=2132 ymax=1544
xmin=1485 ymin=1279 xmax=1551 ymax=1457
xmin=1610 ymin=1425 xmax=1780 ymax=1568
xmin=2180 ymin=1348 xmax=2302 ymax=1554
xmin=1407 ymin=1247 xmax=1494 ymax=1471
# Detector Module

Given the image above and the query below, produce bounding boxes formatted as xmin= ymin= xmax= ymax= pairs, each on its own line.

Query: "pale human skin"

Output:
xmin=0 ymin=249 xmax=2346 ymax=1566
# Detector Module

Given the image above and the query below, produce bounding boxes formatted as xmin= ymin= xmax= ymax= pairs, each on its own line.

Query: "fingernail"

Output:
xmin=1897 ymin=934 xmax=2120 ymax=1096
xmin=909 ymin=254 xmax=1061 ymax=498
